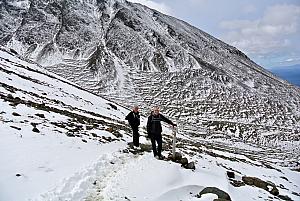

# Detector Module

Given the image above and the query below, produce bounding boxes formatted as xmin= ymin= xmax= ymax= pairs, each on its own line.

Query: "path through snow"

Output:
xmin=37 ymin=147 xmax=138 ymax=201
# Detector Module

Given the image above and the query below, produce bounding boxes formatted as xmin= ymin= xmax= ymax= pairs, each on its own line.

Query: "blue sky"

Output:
xmin=128 ymin=0 xmax=300 ymax=69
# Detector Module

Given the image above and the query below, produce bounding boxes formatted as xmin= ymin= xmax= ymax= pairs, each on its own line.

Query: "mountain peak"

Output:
xmin=1 ymin=0 xmax=299 ymax=150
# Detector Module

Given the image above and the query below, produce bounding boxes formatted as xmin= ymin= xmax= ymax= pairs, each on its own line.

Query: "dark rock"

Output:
xmin=67 ymin=133 xmax=75 ymax=137
xmin=230 ymin=180 xmax=245 ymax=187
xmin=173 ymin=152 xmax=182 ymax=161
xmin=292 ymin=191 xmax=300 ymax=196
xmin=7 ymin=94 xmax=14 ymax=99
xmin=16 ymin=174 xmax=22 ymax=177
xmin=123 ymin=149 xmax=130 ymax=153
xmin=197 ymin=187 xmax=231 ymax=200
xmin=180 ymin=157 xmax=188 ymax=166
xmin=166 ymin=50 xmax=174 ymax=58
xmin=105 ymin=127 xmax=113 ymax=132
xmin=292 ymin=168 xmax=300 ymax=172
xmin=86 ymin=125 xmax=94 ymax=130
xmin=35 ymin=113 xmax=45 ymax=118
xmin=127 ymin=142 xmax=134 ymax=148
xmin=242 ymin=176 xmax=279 ymax=196
xmin=12 ymin=112 xmax=21 ymax=116
xmin=186 ymin=162 xmax=195 ymax=170
xmin=270 ymin=187 xmax=279 ymax=196
xmin=112 ymin=131 xmax=123 ymax=138
xmin=152 ymin=52 xmax=168 ymax=72
xmin=107 ymin=103 xmax=117 ymax=110
xmin=71 ymin=126 xmax=82 ymax=132
xmin=82 ymin=139 xmax=87 ymax=143
xmin=10 ymin=97 xmax=22 ymax=106
xmin=227 ymin=171 xmax=235 ymax=178
xmin=10 ymin=126 xmax=21 ymax=130
xmin=279 ymin=184 xmax=288 ymax=190
xmin=277 ymin=195 xmax=293 ymax=201
xmin=10 ymin=48 xmax=18 ymax=54
xmin=280 ymin=176 xmax=289 ymax=181
xmin=31 ymin=122 xmax=39 ymax=127
xmin=32 ymin=127 xmax=40 ymax=133
xmin=102 ymin=136 xmax=112 ymax=142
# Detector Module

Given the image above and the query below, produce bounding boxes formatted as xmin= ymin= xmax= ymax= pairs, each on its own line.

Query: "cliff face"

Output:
xmin=1 ymin=0 xmax=300 ymax=146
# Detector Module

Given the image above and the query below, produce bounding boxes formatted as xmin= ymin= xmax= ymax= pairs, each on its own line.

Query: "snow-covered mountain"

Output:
xmin=1 ymin=0 xmax=300 ymax=149
xmin=0 ymin=47 xmax=300 ymax=201
xmin=1 ymin=46 xmax=300 ymax=201
xmin=1 ymin=0 xmax=300 ymax=200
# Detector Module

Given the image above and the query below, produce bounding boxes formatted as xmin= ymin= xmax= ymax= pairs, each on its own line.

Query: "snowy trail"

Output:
xmin=95 ymin=152 xmax=203 ymax=201
xmin=36 ymin=146 xmax=137 ymax=201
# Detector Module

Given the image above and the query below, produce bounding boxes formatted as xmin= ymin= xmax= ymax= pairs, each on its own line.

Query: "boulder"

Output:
xmin=86 ymin=125 xmax=94 ymax=130
xmin=66 ymin=132 xmax=75 ymax=137
xmin=186 ymin=162 xmax=195 ymax=170
xmin=242 ymin=176 xmax=279 ymax=196
xmin=197 ymin=187 xmax=231 ymax=200
xmin=31 ymin=122 xmax=39 ymax=127
xmin=173 ymin=152 xmax=182 ymax=161
xmin=105 ymin=127 xmax=113 ymax=132
xmin=32 ymin=127 xmax=40 ymax=133
xmin=107 ymin=103 xmax=118 ymax=110
xmin=12 ymin=112 xmax=21 ymax=116
xmin=277 ymin=195 xmax=293 ymax=201
xmin=10 ymin=126 xmax=21 ymax=130
xmin=229 ymin=180 xmax=245 ymax=187
xmin=7 ymin=94 xmax=14 ymax=99
xmin=180 ymin=157 xmax=188 ymax=166
xmin=35 ymin=113 xmax=45 ymax=118
xmin=226 ymin=171 xmax=235 ymax=179
xmin=112 ymin=131 xmax=123 ymax=138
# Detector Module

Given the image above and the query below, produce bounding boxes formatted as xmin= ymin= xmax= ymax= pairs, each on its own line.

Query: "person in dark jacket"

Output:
xmin=125 ymin=106 xmax=140 ymax=147
xmin=147 ymin=106 xmax=176 ymax=159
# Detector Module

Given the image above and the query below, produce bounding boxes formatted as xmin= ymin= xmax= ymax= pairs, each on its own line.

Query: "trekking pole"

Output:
xmin=172 ymin=125 xmax=177 ymax=160
xmin=173 ymin=70 xmax=181 ymax=160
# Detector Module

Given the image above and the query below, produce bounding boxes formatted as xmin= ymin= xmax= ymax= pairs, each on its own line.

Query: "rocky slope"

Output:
xmin=1 ymin=0 xmax=300 ymax=166
xmin=0 ymin=43 xmax=300 ymax=201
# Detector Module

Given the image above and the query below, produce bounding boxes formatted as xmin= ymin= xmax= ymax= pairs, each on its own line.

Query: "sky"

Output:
xmin=128 ymin=0 xmax=300 ymax=69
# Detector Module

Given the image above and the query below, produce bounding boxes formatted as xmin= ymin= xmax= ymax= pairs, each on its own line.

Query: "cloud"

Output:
xmin=127 ymin=0 xmax=172 ymax=15
xmin=242 ymin=4 xmax=257 ymax=14
xmin=220 ymin=4 xmax=300 ymax=63
xmin=285 ymin=57 xmax=300 ymax=62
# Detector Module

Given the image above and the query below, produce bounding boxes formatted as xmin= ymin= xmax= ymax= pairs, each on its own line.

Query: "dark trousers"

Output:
xmin=132 ymin=126 xmax=139 ymax=147
xmin=150 ymin=134 xmax=162 ymax=157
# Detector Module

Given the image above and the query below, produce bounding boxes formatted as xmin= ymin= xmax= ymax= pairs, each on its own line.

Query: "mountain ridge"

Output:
xmin=1 ymin=0 xmax=299 ymax=153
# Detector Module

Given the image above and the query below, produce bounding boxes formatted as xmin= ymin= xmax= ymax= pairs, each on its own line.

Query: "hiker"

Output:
xmin=125 ymin=105 xmax=140 ymax=147
xmin=147 ymin=106 xmax=176 ymax=159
